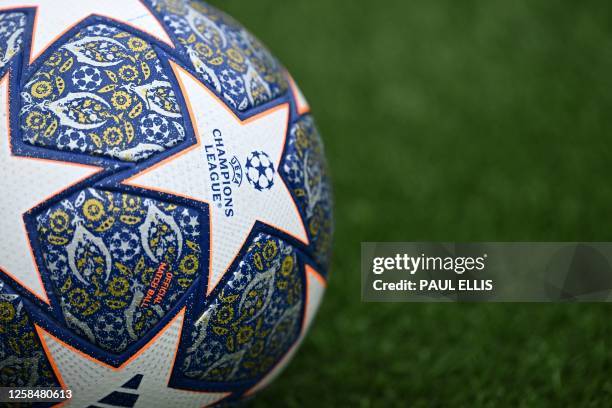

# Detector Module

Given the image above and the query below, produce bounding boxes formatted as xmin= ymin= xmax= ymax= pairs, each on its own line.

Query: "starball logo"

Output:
xmin=372 ymin=253 xmax=488 ymax=275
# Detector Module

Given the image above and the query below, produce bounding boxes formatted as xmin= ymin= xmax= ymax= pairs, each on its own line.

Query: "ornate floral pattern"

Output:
xmin=0 ymin=0 xmax=333 ymax=395
xmin=36 ymin=188 xmax=203 ymax=352
xmin=151 ymin=0 xmax=289 ymax=112
xmin=20 ymin=24 xmax=185 ymax=162
xmin=0 ymin=279 xmax=58 ymax=387
xmin=0 ymin=12 xmax=25 ymax=76
xmin=179 ymin=234 xmax=303 ymax=383
xmin=282 ymin=116 xmax=334 ymax=269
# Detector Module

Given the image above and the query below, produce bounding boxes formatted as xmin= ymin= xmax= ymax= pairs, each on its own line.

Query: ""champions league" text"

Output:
xmin=205 ymin=128 xmax=242 ymax=217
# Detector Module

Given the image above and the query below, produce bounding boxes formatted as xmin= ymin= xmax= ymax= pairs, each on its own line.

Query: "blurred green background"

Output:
xmin=209 ymin=1 xmax=612 ymax=406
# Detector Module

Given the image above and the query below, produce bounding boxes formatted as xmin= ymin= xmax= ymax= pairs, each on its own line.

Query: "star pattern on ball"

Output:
xmin=0 ymin=1 xmax=331 ymax=402
xmin=0 ymin=0 xmax=173 ymax=64
xmin=36 ymin=309 xmax=230 ymax=407
xmin=245 ymin=151 xmax=276 ymax=191
xmin=125 ymin=63 xmax=308 ymax=295
xmin=0 ymin=75 xmax=100 ymax=303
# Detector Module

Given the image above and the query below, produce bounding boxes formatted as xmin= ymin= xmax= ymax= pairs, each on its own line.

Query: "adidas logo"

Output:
xmin=87 ymin=374 xmax=143 ymax=408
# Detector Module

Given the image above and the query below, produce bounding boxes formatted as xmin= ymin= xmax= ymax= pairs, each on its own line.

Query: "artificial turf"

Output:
xmin=209 ymin=0 xmax=612 ymax=406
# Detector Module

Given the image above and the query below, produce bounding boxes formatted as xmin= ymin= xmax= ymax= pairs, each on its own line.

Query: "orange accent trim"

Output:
xmin=34 ymin=325 xmax=69 ymax=408
xmin=0 ymin=261 xmax=50 ymax=303
xmin=305 ymin=264 xmax=327 ymax=289
xmin=166 ymin=308 xmax=185 ymax=384
xmin=275 ymin=180 xmax=309 ymax=245
xmin=35 ymin=326 xmax=66 ymax=387
xmin=166 ymin=64 xmax=292 ymax=127
xmin=303 ymin=264 xmax=326 ymax=332
xmin=29 ymin=5 xmax=42 ymax=64
xmin=288 ymin=74 xmax=310 ymax=115
xmin=164 ymin=315 xmax=231 ymax=403
xmin=135 ymin=0 xmax=174 ymax=45
xmin=266 ymin=83 xmax=309 ymax=246
xmin=104 ymin=2 xmax=174 ymax=48
xmin=36 ymin=309 xmax=230 ymax=405
xmin=36 ymin=308 xmax=186 ymax=373
xmin=123 ymin=62 xmax=206 ymax=197
xmin=0 ymin=5 xmax=34 ymax=11
xmin=125 ymin=62 xmax=308 ymax=297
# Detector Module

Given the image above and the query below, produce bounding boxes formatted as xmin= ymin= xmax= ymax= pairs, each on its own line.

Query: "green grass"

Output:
xmin=208 ymin=1 xmax=612 ymax=406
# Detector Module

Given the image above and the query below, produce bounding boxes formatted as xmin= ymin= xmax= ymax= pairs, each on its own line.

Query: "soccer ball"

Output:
xmin=0 ymin=1 xmax=333 ymax=406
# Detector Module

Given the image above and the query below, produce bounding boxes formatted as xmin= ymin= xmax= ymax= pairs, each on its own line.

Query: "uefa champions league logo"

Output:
xmin=0 ymin=0 xmax=331 ymax=403
xmin=245 ymin=151 xmax=276 ymax=191
xmin=205 ymin=129 xmax=276 ymax=219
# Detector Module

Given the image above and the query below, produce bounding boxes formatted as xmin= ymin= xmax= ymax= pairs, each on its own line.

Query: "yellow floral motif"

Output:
xmin=105 ymin=299 xmax=128 ymax=310
xmin=262 ymin=240 xmax=278 ymax=260
xmin=83 ymin=199 xmax=105 ymax=221
xmin=21 ymin=22 xmax=186 ymax=162
xmin=48 ymin=235 xmax=69 ymax=246
xmin=144 ymin=49 xmax=157 ymax=60
xmin=225 ymin=50 xmax=247 ymax=73
xmin=237 ymin=326 xmax=254 ymax=345
xmin=127 ymin=37 xmax=148 ymax=52
xmin=286 ymin=117 xmax=333 ymax=268
xmin=179 ymin=254 xmax=199 ymax=275
xmin=194 ymin=43 xmax=215 ymax=60
xmin=25 ymin=111 xmax=47 ymax=130
xmin=216 ymin=305 xmax=234 ymax=324
xmin=122 ymin=195 xmax=141 ymax=212
xmin=155 ymin=0 xmax=291 ymax=112
xmin=309 ymin=215 xmax=320 ymax=236
xmin=119 ymin=215 xmax=142 ymax=225
xmin=118 ymin=65 xmax=139 ymax=82
xmin=245 ymin=290 xmax=264 ymax=316
xmin=164 ymin=0 xmax=186 ymax=15
xmin=253 ymin=253 xmax=263 ymax=271
xmin=19 ymin=332 xmax=36 ymax=351
xmin=177 ymin=277 xmax=192 ymax=288
xmin=45 ymin=53 xmax=62 ymax=67
xmin=68 ymin=288 xmax=89 ymax=308
xmin=0 ymin=301 xmax=15 ymax=322
xmin=31 ymin=80 xmax=53 ymax=98
xmin=134 ymin=308 xmax=156 ymax=334
xmin=248 ymin=339 xmax=264 ymax=357
xmin=103 ymin=126 xmax=123 ymax=146
xmin=181 ymin=235 xmax=303 ymax=382
xmin=36 ymin=187 xmax=202 ymax=353
xmin=107 ymin=276 xmax=129 ymax=297
xmin=49 ymin=209 xmax=70 ymax=233
xmin=296 ymin=127 xmax=309 ymax=150
xmin=281 ymin=256 xmax=293 ymax=277
xmin=95 ymin=216 xmax=116 ymax=233
xmin=111 ymin=91 xmax=132 ymax=110
xmin=226 ymin=48 xmax=245 ymax=65
xmin=59 ymin=276 xmax=73 ymax=293
xmin=141 ymin=266 xmax=154 ymax=286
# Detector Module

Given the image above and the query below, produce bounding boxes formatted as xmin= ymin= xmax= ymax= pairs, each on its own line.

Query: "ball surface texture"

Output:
xmin=0 ymin=1 xmax=332 ymax=406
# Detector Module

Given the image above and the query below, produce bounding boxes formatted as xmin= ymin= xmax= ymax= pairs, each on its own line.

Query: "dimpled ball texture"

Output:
xmin=0 ymin=0 xmax=332 ymax=405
